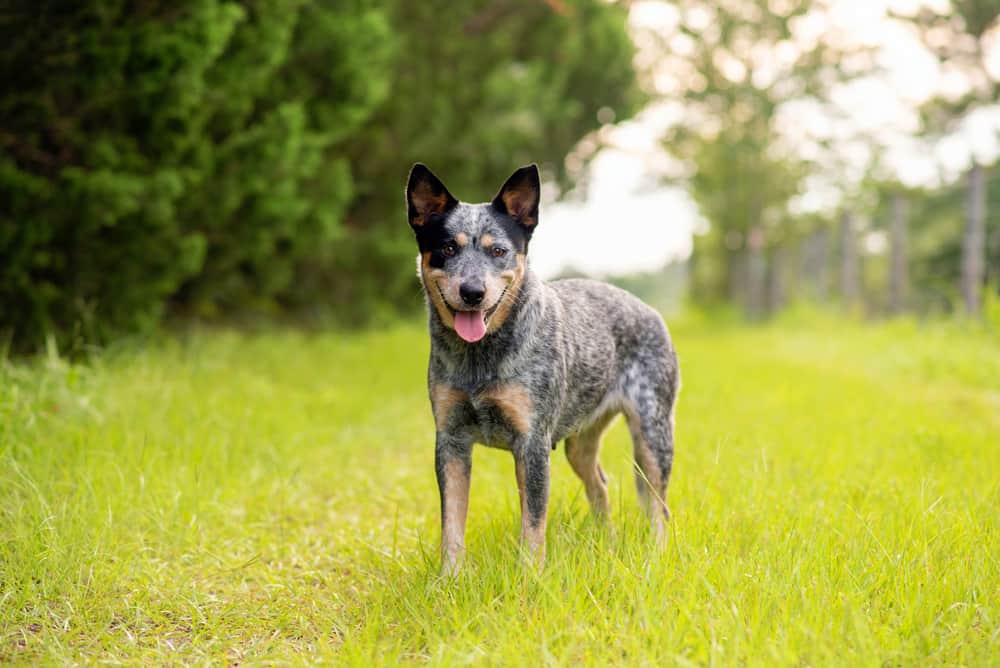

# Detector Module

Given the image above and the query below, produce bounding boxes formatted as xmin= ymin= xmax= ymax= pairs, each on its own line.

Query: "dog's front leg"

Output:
xmin=435 ymin=433 xmax=472 ymax=575
xmin=513 ymin=437 xmax=550 ymax=567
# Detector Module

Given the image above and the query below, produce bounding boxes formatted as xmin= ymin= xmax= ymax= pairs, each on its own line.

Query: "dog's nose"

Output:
xmin=459 ymin=281 xmax=486 ymax=306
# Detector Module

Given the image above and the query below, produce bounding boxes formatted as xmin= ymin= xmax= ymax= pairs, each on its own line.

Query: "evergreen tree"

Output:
xmin=1 ymin=0 xmax=640 ymax=351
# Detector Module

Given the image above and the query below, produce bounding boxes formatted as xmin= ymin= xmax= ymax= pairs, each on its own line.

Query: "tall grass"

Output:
xmin=2 ymin=316 xmax=998 ymax=665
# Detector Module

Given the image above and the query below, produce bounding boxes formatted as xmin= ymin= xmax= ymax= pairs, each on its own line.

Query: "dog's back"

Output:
xmin=543 ymin=278 xmax=679 ymax=444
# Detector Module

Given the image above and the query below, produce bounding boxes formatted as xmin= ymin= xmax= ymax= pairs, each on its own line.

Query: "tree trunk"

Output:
xmin=799 ymin=228 xmax=830 ymax=302
xmin=768 ymin=244 xmax=786 ymax=314
xmin=840 ymin=212 xmax=859 ymax=308
xmin=813 ymin=228 xmax=829 ymax=301
xmin=728 ymin=247 xmax=746 ymax=307
xmin=746 ymin=225 xmax=766 ymax=320
xmin=993 ymin=223 xmax=1000 ymax=296
xmin=889 ymin=193 xmax=909 ymax=314
xmin=962 ymin=163 xmax=986 ymax=316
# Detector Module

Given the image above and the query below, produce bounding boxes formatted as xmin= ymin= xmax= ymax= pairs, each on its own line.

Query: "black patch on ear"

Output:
xmin=492 ymin=164 xmax=540 ymax=238
xmin=414 ymin=217 xmax=453 ymax=269
xmin=406 ymin=163 xmax=458 ymax=229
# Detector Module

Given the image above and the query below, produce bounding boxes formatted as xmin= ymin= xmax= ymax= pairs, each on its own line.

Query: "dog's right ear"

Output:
xmin=406 ymin=163 xmax=457 ymax=228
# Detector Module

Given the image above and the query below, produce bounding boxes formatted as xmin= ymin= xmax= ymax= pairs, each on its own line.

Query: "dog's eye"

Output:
xmin=491 ymin=247 xmax=508 ymax=258
xmin=442 ymin=242 xmax=458 ymax=258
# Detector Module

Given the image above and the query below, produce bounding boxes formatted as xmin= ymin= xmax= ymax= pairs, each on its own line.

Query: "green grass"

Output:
xmin=2 ymin=314 xmax=999 ymax=665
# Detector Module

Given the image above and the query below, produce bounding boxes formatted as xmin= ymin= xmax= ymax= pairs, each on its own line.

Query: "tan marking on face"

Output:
xmin=480 ymin=233 xmax=494 ymax=248
xmin=455 ymin=232 xmax=469 ymax=247
xmin=410 ymin=182 xmax=449 ymax=227
xmin=430 ymin=384 xmax=467 ymax=430
xmin=441 ymin=458 xmax=470 ymax=574
xmin=420 ymin=252 xmax=455 ymax=328
xmin=481 ymin=383 xmax=532 ymax=434
xmin=421 ymin=248 xmax=524 ymax=338
xmin=485 ymin=254 xmax=526 ymax=334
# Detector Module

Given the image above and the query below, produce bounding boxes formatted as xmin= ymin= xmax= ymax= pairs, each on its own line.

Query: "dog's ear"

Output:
xmin=492 ymin=164 xmax=540 ymax=233
xmin=406 ymin=163 xmax=457 ymax=228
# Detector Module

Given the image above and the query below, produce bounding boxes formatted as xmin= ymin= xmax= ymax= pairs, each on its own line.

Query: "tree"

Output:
xmin=639 ymin=0 xmax=867 ymax=317
xmin=1 ymin=0 xmax=393 ymax=351
xmin=963 ymin=163 xmax=988 ymax=313
xmin=896 ymin=1 xmax=1000 ymax=315
xmin=872 ymin=167 xmax=1000 ymax=315
xmin=840 ymin=211 xmax=860 ymax=307
xmin=889 ymin=192 xmax=910 ymax=313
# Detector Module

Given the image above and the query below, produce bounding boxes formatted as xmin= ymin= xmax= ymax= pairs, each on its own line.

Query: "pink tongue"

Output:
xmin=454 ymin=310 xmax=487 ymax=342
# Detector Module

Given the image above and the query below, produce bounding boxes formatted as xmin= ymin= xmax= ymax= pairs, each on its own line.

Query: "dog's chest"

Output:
xmin=467 ymin=406 xmax=515 ymax=450
xmin=469 ymin=383 xmax=535 ymax=448
xmin=433 ymin=380 xmax=536 ymax=449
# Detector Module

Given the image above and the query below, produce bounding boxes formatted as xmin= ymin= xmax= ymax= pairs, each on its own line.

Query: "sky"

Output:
xmin=529 ymin=0 xmax=1000 ymax=279
xmin=530 ymin=148 xmax=700 ymax=278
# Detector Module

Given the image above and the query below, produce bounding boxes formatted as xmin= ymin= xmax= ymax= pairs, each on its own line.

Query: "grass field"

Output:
xmin=2 ymin=313 xmax=999 ymax=665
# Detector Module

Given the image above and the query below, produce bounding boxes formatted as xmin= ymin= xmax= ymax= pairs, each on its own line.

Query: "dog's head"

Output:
xmin=406 ymin=163 xmax=540 ymax=343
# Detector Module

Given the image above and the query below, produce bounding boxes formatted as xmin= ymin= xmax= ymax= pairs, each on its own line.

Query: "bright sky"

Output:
xmin=530 ymin=149 xmax=700 ymax=278
xmin=530 ymin=0 xmax=1000 ymax=279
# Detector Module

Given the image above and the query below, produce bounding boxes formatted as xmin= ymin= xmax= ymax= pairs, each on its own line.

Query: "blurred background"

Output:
xmin=2 ymin=0 xmax=999 ymax=353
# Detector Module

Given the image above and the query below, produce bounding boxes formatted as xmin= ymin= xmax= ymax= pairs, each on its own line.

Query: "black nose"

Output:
xmin=459 ymin=282 xmax=486 ymax=306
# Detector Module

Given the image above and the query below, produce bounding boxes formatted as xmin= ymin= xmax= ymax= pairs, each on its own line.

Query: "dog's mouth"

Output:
xmin=436 ymin=284 xmax=507 ymax=343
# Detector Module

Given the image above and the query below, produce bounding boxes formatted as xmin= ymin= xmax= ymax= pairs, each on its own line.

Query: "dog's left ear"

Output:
xmin=492 ymin=164 xmax=540 ymax=234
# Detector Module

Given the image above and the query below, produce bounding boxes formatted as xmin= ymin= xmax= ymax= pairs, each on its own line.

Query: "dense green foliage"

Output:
xmin=2 ymin=317 xmax=998 ymax=663
xmin=1 ymin=1 xmax=640 ymax=351
xmin=1 ymin=1 xmax=392 ymax=348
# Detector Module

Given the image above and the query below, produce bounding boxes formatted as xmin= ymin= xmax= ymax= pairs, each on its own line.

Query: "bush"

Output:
xmin=1 ymin=1 xmax=392 ymax=351
xmin=1 ymin=0 xmax=640 ymax=352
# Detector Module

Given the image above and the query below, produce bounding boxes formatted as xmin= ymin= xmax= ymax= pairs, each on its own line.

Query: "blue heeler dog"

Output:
xmin=406 ymin=163 xmax=680 ymax=573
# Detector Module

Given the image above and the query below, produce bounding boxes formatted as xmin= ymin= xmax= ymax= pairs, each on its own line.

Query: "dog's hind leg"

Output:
xmin=564 ymin=413 xmax=616 ymax=518
xmin=623 ymin=380 xmax=675 ymax=545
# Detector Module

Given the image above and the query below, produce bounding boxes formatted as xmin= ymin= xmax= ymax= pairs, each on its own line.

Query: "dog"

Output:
xmin=406 ymin=163 xmax=679 ymax=573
